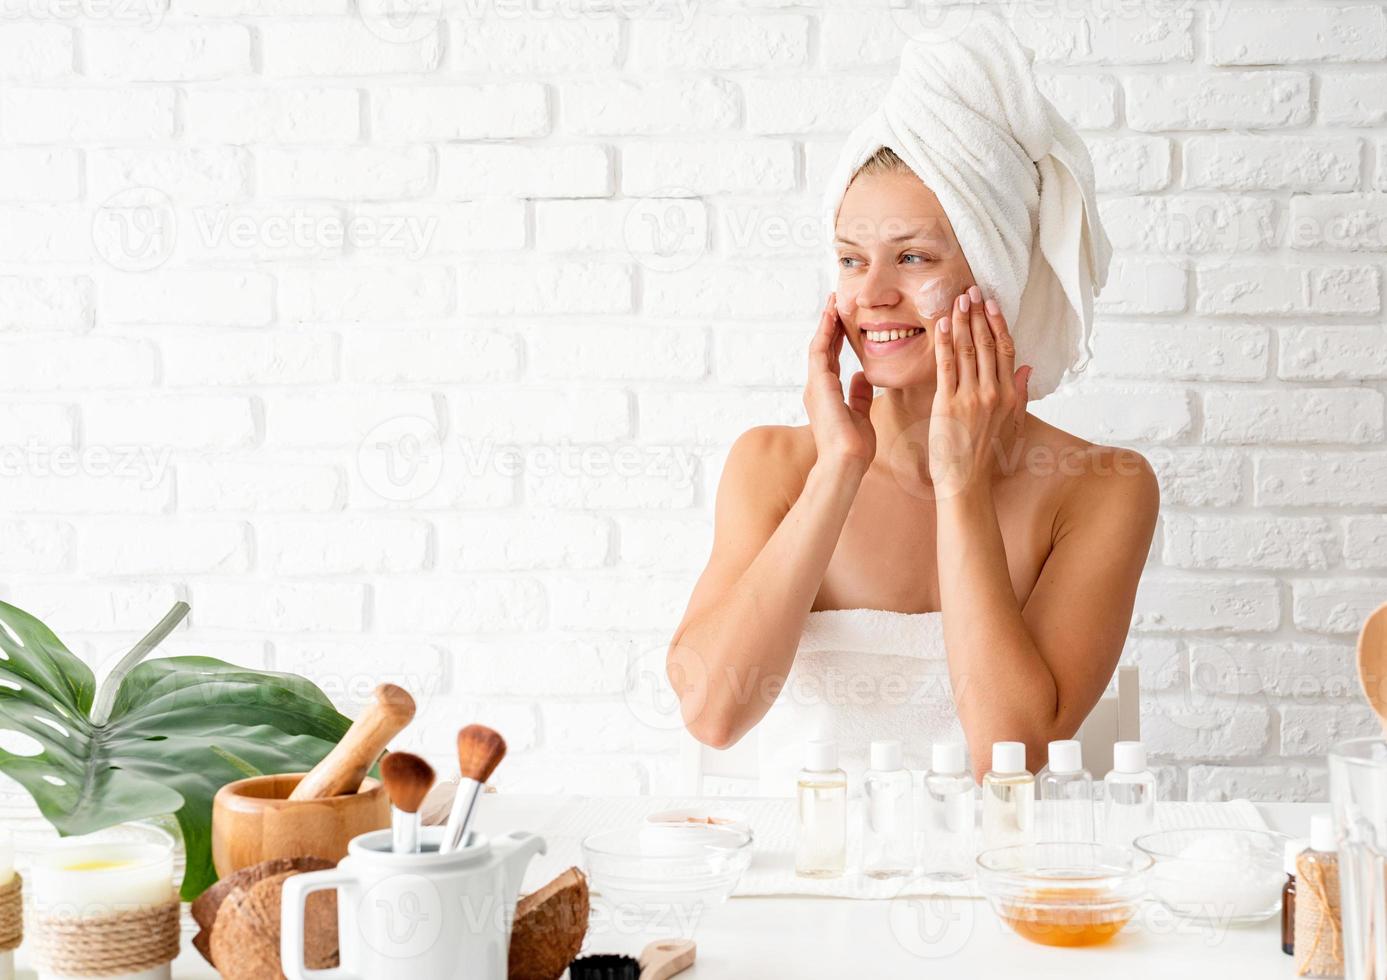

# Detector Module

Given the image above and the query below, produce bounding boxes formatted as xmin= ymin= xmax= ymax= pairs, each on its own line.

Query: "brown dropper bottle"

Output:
xmin=1283 ymin=838 xmax=1304 ymax=956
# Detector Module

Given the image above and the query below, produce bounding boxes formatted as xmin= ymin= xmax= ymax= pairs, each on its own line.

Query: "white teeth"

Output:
xmin=865 ymin=327 xmax=923 ymax=343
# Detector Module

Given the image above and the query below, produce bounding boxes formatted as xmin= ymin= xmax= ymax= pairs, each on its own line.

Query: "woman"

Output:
xmin=666 ymin=16 xmax=1159 ymax=789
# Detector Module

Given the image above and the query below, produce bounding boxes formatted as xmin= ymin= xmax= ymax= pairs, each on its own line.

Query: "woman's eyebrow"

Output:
xmin=834 ymin=226 xmax=943 ymax=247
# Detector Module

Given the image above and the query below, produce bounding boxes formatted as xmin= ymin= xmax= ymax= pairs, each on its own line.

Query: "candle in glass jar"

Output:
xmin=30 ymin=839 xmax=175 ymax=980
xmin=1 ymin=829 xmax=14 ymax=980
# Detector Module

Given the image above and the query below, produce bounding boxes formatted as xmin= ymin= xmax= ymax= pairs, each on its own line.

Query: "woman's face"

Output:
xmin=833 ymin=169 xmax=976 ymax=389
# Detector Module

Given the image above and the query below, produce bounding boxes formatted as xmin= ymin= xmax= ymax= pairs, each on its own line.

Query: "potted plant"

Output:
xmin=0 ymin=600 xmax=353 ymax=899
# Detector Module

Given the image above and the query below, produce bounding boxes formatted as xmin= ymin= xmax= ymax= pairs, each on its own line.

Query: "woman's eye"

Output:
xmin=902 ymin=253 xmax=933 ymax=265
xmin=838 ymin=256 xmax=861 ymax=269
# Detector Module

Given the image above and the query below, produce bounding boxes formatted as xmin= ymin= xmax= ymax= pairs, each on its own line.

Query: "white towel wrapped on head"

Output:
xmin=821 ymin=12 xmax=1112 ymax=400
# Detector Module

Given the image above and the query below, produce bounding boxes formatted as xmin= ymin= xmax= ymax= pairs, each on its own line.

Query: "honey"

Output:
xmin=1000 ymin=887 xmax=1133 ymax=947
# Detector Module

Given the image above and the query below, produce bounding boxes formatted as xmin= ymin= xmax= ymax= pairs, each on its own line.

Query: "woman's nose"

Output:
xmin=854 ymin=264 xmax=901 ymax=309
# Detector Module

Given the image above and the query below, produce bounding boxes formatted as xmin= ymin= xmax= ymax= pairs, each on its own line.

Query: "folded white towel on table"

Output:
xmin=491 ymin=796 xmax=1270 ymax=901
xmin=820 ymin=12 xmax=1112 ymax=400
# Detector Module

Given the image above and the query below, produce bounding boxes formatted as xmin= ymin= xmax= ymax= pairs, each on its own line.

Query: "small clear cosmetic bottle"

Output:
xmin=920 ymin=741 xmax=976 ymax=881
xmin=1038 ymin=739 xmax=1095 ymax=842
xmin=981 ymin=741 xmax=1034 ymax=849
xmin=862 ymin=739 xmax=914 ymax=879
xmin=796 ymin=738 xmax=846 ymax=879
xmin=1102 ymin=740 xmax=1156 ymax=847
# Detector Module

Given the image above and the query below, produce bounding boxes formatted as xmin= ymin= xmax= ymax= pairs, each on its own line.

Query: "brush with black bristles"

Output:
xmin=381 ymin=751 xmax=436 ymax=855
xmin=569 ymin=939 xmax=696 ymax=980
xmin=440 ymin=724 xmax=506 ymax=854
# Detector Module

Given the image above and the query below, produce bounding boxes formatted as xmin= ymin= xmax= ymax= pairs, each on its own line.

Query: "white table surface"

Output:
xmin=14 ymin=797 xmax=1320 ymax=979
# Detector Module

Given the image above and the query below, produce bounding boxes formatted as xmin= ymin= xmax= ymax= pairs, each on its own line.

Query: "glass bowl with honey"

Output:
xmin=975 ymin=842 xmax=1153 ymax=947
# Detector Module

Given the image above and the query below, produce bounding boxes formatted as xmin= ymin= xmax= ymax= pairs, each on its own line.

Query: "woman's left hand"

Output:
xmin=929 ymin=284 xmax=1032 ymax=500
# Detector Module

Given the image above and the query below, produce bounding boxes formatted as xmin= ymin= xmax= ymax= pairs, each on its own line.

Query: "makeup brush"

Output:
xmin=380 ymin=751 xmax=435 ymax=855
xmin=440 ymin=725 xmax=506 ymax=854
xmin=288 ymin=683 xmax=416 ymax=801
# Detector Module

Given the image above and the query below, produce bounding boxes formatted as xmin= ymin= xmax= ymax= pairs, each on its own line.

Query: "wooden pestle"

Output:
xmin=1356 ymin=601 xmax=1387 ymax=735
xmin=288 ymin=683 xmax=416 ymax=801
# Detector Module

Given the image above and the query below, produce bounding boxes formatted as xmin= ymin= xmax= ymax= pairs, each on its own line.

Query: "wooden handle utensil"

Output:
xmin=639 ymin=939 xmax=696 ymax=980
xmin=1357 ymin=601 xmax=1387 ymax=735
xmin=288 ymin=684 xmax=416 ymax=801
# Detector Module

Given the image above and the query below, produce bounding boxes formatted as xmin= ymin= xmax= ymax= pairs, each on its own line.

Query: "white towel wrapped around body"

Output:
xmin=821 ymin=12 xmax=1112 ymax=400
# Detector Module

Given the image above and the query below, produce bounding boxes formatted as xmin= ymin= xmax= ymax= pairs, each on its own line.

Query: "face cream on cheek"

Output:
xmin=834 ymin=286 xmax=858 ymax=322
xmin=914 ymin=274 xmax=971 ymax=323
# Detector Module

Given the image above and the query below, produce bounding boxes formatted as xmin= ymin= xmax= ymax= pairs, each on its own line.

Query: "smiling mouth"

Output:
xmin=863 ymin=327 xmax=925 ymax=342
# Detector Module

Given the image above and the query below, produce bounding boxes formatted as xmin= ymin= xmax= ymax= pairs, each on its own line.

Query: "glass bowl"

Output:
xmin=975 ymin=842 xmax=1153 ymax=947
xmin=580 ymin=824 xmax=753 ymax=915
xmin=1134 ymin=827 xmax=1290 ymax=923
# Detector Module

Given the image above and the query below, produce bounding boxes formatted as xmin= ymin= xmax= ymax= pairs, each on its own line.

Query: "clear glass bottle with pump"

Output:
xmin=862 ymin=739 xmax=913 ymax=879
xmin=920 ymin=742 xmax=976 ymax=881
xmin=1038 ymin=739 xmax=1094 ymax=842
xmin=981 ymin=741 xmax=1034 ymax=850
xmin=1102 ymin=740 xmax=1156 ymax=847
xmin=796 ymin=738 xmax=846 ymax=879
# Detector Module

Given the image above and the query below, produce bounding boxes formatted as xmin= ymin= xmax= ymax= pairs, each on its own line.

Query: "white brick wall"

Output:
xmin=1 ymin=0 xmax=1384 ymax=801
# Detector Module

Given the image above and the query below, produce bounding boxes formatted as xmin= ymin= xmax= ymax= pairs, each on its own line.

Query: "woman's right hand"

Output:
xmin=804 ymin=292 xmax=876 ymax=473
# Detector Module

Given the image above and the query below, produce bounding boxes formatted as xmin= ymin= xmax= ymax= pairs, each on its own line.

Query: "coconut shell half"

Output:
xmin=191 ymin=857 xmax=335 ymax=966
xmin=508 ymin=867 xmax=590 ymax=980
xmin=208 ymin=869 xmax=339 ymax=980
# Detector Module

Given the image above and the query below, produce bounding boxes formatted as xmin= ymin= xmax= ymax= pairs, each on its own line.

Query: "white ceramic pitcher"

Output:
xmin=281 ymin=826 xmax=546 ymax=980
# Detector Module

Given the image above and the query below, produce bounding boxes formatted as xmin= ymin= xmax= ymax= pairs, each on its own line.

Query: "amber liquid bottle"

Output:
xmin=1282 ymin=838 xmax=1301 ymax=956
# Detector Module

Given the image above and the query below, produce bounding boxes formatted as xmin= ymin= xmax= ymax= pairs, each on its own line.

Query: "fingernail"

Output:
xmin=968 ymin=285 xmax=982 ymax=303
xmin=937 ymin=315 xmax=950 ymax=334
xmin=959 ymin=293 xmax=970 ymax=313
xmin=985 ymin=297 xmax=999 ymax=316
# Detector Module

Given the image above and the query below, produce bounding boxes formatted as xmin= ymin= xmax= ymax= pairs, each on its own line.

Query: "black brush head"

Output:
xmin=566 ymin=953 xmax=639 ymax=980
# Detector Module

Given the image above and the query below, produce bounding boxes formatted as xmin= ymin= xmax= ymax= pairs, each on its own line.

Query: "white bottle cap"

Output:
xmin=870 ymin=739 xmax=903 ymax=771
xmin=1285 ymin=838 xmax=1307 ymax=875
xmin=1112 ymin=741 xmax=1146 ymax=773
xmin=991 ymin=741 xmax=1027 ymax=775
xmin=931 ymin=742 xmax=966 ymax=775
xmin=806 ymin=738 xmax=837 ymax=771
xmin=1310 ymin=813 xmax=1335 ymax=853
xmin=1048 ymin=739 xmax=1082 ymax=774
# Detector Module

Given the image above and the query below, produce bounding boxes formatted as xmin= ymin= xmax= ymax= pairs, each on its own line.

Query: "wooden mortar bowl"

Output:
xmin=212 ymin=773 xmax=390 ymax=877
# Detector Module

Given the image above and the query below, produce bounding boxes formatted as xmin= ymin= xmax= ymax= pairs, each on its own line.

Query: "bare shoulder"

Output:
xmin=723 ymin=424 xmax=818 ymax=508
xmin=1022 ymin=415 xmax=1159 ymax=532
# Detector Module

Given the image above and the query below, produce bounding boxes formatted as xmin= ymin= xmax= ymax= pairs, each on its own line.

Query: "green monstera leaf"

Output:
xmin=0 ymin=599 xmax=352 ymax=900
